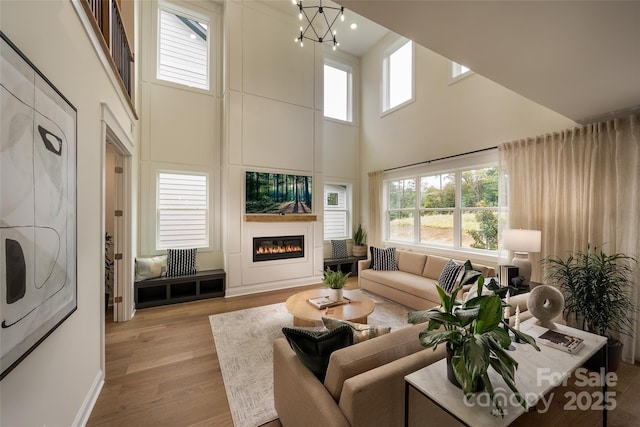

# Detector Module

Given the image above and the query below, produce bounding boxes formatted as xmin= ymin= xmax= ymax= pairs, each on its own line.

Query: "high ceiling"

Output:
xmin=267 ymin=0 xmax=389 ymax=56
xmin=337 ymin=0 xmax=640 ymax=123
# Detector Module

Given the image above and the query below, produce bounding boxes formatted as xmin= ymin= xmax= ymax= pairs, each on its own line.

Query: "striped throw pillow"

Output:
xmin=439 ymin=259 xmax=463 ymax=294
xmin=166 ymin=248 xmax=197 ymax=277
xmin=370 ymin=247 xmax=399 ymax=271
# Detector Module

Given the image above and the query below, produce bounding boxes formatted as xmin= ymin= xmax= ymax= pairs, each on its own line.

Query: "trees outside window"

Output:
xmin=387 ymin=166 xmax=498 ymax=251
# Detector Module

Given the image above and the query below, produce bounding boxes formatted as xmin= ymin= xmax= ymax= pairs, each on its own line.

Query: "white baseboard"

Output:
xmin=72 ymin=370 xmax=104 ymax=427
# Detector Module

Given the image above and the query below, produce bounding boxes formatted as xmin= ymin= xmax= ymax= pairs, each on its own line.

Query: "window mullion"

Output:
xmin=454 ymin=171 xmax=462 ymax=249
xmin=415 ymin=175 xmax=420 ymax=243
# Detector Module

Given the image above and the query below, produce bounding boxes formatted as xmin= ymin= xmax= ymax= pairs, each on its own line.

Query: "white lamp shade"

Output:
xmin=502 ymin=229 xmax=541 ymax=253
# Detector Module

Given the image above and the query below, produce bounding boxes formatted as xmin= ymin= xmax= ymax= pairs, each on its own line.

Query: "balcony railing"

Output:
xmin=81 ymin=0 xmax=135 ymax=114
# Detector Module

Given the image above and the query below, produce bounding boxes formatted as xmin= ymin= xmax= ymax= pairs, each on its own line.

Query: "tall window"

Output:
xmin=324 ymin=62 xmax=352 ymax=122
xmin=324 ymin=184 xmax=351 ymax=239
xmin=382 ymin=39 xmax=413 ymax=113
xmin=157 ymin=4 xmax=209 ymax=89
xmin=157 ymin=171 xmax=209 ymax=249
xmin=387 ymin=166 xmax=498 ymax=251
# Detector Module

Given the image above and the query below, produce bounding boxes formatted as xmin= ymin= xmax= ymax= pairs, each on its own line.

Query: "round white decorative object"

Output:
xmin=526 ymin=284 xmax=564 ymax=329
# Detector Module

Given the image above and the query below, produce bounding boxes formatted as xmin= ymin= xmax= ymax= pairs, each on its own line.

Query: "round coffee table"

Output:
xmin=285 ymin=289 xmax=375 ymax=327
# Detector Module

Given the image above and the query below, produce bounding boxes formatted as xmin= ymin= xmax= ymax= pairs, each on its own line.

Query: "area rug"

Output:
xmin=209 ymin=290 xmax=412 ymax=427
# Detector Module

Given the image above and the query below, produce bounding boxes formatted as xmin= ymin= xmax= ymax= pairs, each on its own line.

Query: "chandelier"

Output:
xmin=293 ymin=0 xmax=345 ymax=50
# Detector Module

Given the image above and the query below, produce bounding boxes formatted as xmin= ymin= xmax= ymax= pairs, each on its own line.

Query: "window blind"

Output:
xmin=158 ymin=172 xmax=208 ymax=248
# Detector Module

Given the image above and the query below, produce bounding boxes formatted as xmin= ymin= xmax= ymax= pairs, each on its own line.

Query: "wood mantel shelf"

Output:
xmin=244 ymin=214 xmax=317 ymax=222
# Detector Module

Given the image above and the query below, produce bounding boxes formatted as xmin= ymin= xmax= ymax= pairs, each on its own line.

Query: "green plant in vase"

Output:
xmin=542 ymin=245 xmax=638 ymax=371
xmin=352 ymin=224 xmax=367 ymax=257
xmin=321 ymin=267 xmax=350 ymax=302
xmin=408 ymin=278 xmax=540 ymax=417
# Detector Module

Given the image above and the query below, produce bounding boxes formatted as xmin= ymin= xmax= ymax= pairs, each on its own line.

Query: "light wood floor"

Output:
xmin=88 ymin=279 xmax=640 ymax=426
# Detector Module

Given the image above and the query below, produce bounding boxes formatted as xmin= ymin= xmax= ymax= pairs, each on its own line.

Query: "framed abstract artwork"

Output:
xmin=1 ymin=32 xmax=77 ymax=380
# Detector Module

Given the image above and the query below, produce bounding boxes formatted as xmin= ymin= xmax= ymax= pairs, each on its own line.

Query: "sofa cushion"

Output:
xmin=396 ymin=251 xmax=428 ymax=276
xmin=322 ymin=317 xmax=391 ymax=344
xmin=438 ymin=259 xmax=463 ymax=293
xmin=360 ymin=270 xmax=441 ymax=303
xmin=370 ymin=247 xmax=399 ymax=271
xmin=422 ymin=254 xmax=450 ymax=280
xmin=282 ymin=326 xmax=354 ymax=381
xmin=323 ymin=323 xmax=426 ymax=401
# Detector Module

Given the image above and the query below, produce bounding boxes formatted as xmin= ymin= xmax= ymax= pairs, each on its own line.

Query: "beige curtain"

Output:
xmin=367 ymin=170 xmax=384 ymax=247
xmin=499 ymin=114 xmax=640 ymax=362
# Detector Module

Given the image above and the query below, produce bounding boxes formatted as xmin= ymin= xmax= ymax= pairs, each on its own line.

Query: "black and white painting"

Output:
xmin=1 ymin=32 xmax=77 ymax=380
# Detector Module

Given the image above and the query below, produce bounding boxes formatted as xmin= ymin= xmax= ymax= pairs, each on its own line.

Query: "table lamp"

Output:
xmin=502 ymin=229 xmax=541 ymax=287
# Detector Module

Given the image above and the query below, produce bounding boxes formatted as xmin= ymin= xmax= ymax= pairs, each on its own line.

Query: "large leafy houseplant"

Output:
xmin=542 ymin=245 xmax=638 ymax=370
xmin=408 ymin=278 xmax=540 ymax=417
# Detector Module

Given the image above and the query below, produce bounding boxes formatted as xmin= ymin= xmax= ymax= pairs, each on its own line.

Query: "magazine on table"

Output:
xmin=307 ymin=296 xmax=350 ymax=309
xmin=529 ymin=325 xmax=585 ymax=353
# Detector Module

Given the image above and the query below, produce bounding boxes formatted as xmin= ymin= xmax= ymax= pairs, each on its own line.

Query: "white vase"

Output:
xmin=328 ymin=288 xmax=343 ymax=302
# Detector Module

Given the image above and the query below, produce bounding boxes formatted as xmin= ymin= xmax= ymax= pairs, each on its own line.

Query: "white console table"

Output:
xmin=405 ymin=320 xmax=608 ymax=427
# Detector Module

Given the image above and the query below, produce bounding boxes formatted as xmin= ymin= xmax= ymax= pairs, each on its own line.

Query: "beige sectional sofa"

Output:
xmin=273 ymin=248 xmax=532 ymax=426
xmin=273 ymin=295 xmax=533 ymax=427
xmin=273 ymin=322 xmax=445 ymax=427
xmin=359 ymin=250 xmax=497 ymax=310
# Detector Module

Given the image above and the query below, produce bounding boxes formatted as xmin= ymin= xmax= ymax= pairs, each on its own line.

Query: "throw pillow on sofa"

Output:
xmin=459 ymin=259 xmax=483 ymax=287
xmin=438 ymin=259 xmax=463 ymax=294
xmin=322 ymin=317 xmax=391 ymax=344
xmin=281 ymin=325 xmax=353 ymax=381
xmin=370 ymin=246 xmax=399 ymax=271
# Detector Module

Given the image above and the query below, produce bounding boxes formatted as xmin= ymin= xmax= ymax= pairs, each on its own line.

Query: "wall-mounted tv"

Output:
xmin=245 ymin=172 xmax=312 ymax=214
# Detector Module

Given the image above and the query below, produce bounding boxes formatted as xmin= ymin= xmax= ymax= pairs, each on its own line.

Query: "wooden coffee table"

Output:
xmin=285 ymin=289 xmax=375 ymax=327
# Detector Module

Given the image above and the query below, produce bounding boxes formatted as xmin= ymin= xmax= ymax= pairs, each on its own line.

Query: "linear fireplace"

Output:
xmin=253 ymin=235 xmax=304 ymax=262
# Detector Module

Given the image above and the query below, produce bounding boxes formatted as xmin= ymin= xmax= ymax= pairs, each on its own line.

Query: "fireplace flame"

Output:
xmin=256 ymin=244 xmax=302 ymax=255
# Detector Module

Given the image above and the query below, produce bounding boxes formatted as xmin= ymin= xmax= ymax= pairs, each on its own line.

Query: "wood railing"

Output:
xmin=81 ymin=0 xmax=135 ymax=114
xmin=110 ymin=0 xmax=132 ymax=97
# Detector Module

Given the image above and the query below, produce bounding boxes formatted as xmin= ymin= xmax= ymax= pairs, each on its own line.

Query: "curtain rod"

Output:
xmin=383 ymin=146 xmax=498 ymax=172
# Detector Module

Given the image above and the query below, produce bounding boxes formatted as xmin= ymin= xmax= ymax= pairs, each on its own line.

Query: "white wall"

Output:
xmin=322 ymin=50 xmax=361 ymax=257
xmin=224 ymin=0 xmax=328 ymax=294
xmin=0 ymin=1 xmax=136 ymax=425
xmin=359 ymin=32 xmax=577 ymax=231
xmin=137 ymin=0 xmax=224 ymax=269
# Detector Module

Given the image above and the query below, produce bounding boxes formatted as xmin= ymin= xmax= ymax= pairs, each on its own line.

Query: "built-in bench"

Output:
xmin=134 ymin=269 xmax=226 ymax=309
xmin=323 ymin=256 xmax=366 ymax=277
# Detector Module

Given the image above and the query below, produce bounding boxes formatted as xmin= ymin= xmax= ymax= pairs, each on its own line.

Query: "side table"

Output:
xmin=404 ymin=320 xmax=608 ymax=427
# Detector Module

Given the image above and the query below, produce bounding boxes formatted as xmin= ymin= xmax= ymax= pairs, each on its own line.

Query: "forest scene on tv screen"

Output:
xmin=245 ymin=172 xmax=312 ymax=214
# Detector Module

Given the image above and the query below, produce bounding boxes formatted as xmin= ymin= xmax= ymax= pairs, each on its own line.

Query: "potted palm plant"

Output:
xmin=352 ymin=224 xmax=367 ymax=257
xmin=542 ymin=245 xmax=638 ymax=371
xmin=408 ymin=278 xmax=540 ymax=417
xmin=322 ymin=267 xmax=350 ymax=302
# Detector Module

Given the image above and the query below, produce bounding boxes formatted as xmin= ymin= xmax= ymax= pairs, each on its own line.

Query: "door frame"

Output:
xmin=100 ymin=103 xmax=135 ymax=377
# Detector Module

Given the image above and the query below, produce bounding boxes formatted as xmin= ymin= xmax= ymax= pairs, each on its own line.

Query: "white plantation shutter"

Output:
xmin=324 ymin=184 xmax=349 ymax=239
xmin=158 ymin=172 xmax=208 ymax=249
xmin=158 ymin=8 xmax=209 ymax=89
